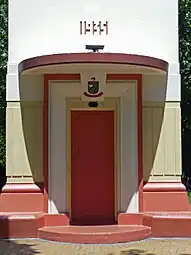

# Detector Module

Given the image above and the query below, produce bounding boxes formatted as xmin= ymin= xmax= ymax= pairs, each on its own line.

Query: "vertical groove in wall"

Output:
xmin=172 ymin=107 xmax=176 ymax=176
xmin=161 ymin=108 xmax=165 ymax=177
xmin=174 ymin=107 xmax=177 ymax=175
xmin=152 ymin=107 xmax=164 ymax=177
xmin=175 ymin=106 xmax=182 ymax=176
xmin=143 ymin=107 xmax=153 ymax=181
xmin=151 ymin=108 xmax=154 ymax=177
xmin=163 ymin=106 xmax=167 ymax=176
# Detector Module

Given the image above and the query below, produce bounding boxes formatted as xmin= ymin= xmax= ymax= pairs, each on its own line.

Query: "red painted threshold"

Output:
xmin=38 ymin=225 xmax=151 ymax=244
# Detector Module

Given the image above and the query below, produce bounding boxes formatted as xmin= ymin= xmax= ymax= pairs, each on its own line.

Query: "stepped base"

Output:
xmin=144 ymin=212 xmax=191 ymax=237
xmin=38 ymin=225 xmax=151 ymax=244
xmin=1 ymin=212 xmax=191 ymax=242
xmin=0 ymin=213 xmax=44 ymax=238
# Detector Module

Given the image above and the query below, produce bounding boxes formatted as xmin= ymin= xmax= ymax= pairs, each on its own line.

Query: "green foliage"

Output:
xmin=179 ymin=0 xmax=191 ymax=107
xmin=188 ymin=191 xmax=191 ymax=204
xmin=0 ymin=0 xmax=7 ymax=169
xmin=179 ymin=0 xmax=191 ymax=176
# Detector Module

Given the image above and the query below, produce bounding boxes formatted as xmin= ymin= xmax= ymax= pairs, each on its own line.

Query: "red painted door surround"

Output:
xmin=71 ymin=110 xmax=115 ymax=225
xmin=43 ymin=73 xmax=143 ymax=214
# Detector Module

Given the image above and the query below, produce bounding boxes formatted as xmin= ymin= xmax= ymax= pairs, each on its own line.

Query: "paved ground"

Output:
xmin=0 ymin=238 xmax=191 ymax=255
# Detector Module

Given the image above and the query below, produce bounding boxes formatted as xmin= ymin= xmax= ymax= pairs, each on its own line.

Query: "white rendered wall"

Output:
xmin=48 ymin=81 xmax=138 ymax=214
xmin=9 ymin=0 xmax=178 ymax=62
xmin=48 ymin=82 xmax=67 ymax=213
xmin=120 ymin=84 xmax=138 ymax=213
xmin=8 ymin=0 xmax=180 ymax=102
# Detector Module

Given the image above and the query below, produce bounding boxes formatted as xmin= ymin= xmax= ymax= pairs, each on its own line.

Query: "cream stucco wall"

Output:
xmin=143 ymin=102 xmax=181 ymax=182
xmin=120 ymin=83 xmax=138 ymax=212
xmin=142 ymin=74 xmax=182 ymax=182
xmin=6 ymin=75 xmax=44 ymax=183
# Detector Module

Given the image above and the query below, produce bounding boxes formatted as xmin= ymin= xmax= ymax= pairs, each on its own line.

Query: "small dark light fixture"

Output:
xmin=88 ymin=101 xmax=98 ymax=108
xmin=85 ymin=45 xmax=104 ymax=53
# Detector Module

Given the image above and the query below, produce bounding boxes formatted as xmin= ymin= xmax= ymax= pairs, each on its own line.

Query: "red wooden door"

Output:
xmin=71 ymin=110 xmax=115 ymax=225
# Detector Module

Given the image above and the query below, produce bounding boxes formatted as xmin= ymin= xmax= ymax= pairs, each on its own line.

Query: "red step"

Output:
xmin=38 ymin=225 xmax=151 ymax=244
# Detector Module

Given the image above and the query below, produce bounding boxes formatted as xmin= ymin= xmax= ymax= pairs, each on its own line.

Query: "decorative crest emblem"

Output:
xmin=88 ymin=77 xmax=99 ymax=95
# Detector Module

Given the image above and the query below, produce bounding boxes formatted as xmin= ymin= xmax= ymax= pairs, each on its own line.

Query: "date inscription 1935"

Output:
xmin=80 ymin=21 xmax=108 ymax=35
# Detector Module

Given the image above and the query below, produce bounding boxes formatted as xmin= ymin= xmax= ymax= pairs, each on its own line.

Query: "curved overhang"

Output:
xmin=18 ymin=53 xmax=168 ymax=75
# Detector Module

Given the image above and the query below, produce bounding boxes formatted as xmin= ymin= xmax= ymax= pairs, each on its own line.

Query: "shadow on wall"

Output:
xmin=143 ymin=74 xmax=168 ymax=184
xmin=19 ymin=74 xmax=44 ymax=189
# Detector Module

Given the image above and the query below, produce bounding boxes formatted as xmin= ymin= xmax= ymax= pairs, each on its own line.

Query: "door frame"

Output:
xmin=43 ymin=73 xmax=143 ymax=214
xmin=66 ymin=98 xmax=120 ymax=220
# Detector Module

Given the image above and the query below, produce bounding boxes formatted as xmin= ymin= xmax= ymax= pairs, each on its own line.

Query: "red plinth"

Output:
xmin=143 ymin=182 xmax=190 ymax=211
xmin=0 ymin=183 xmax=44 ymax=212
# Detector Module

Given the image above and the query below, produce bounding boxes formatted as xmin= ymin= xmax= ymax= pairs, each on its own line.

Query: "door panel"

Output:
xmin=71 ymin=110 xmax=115 ymax=225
